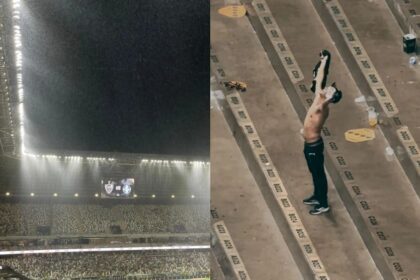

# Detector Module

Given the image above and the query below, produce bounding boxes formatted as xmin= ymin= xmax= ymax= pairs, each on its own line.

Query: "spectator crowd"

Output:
xmin=0 ymin=203 xmax=209 ymax=236
xmin=0 ymin=250 xmax=210 ymax=279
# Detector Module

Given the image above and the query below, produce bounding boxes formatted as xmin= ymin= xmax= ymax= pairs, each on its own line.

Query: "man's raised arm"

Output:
xmin=310 ymin=50 xmax=331 ymax=96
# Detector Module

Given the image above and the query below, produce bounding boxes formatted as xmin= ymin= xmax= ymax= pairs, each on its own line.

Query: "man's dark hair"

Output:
xmin=330 ymin=90 xmax=342 ymax=104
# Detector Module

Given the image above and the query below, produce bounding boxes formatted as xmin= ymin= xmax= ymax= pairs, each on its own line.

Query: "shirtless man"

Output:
xmin=302 ymin=50 xmax=342 ymax=215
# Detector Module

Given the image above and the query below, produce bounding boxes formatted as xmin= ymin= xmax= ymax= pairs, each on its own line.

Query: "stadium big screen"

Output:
xmin=101 ymin=178 xmax=135 ymax=198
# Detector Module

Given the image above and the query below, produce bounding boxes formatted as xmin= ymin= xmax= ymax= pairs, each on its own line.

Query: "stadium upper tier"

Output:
xmin=0 ymin=151 xmax=210 ymax=200
xmin=0 ymin=203 xmax=209 ymax=236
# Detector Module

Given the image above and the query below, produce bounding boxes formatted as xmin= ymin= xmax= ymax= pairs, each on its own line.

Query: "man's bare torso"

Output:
xmin=303 ymin=95 xmax=329 ymax=142
xmin=303 ymin=54 xmax=331 ymax=143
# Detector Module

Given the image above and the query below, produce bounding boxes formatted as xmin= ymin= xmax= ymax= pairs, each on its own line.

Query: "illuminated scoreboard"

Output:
xmin=101 ymin=178 xmax=135 ymax=198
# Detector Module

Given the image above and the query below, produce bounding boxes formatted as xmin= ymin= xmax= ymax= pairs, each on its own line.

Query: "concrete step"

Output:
xmin=211 ymin=0 xmax=383 ymax=278
xmin=227 ymin=0 xmax=420 ymax=278
xmin=210 ymin=77 xmax=303 ymax=279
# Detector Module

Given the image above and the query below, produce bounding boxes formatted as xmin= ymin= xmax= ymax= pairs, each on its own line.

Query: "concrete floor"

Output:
xmin=337 ymin=0 xmax=420 ymax=145
xmin=257 ymin=0 xmax=420 ymax=277
xmin=210 ymin=85 xmax=303 ymax=279
xmin=306 ymin=0 xmax=420 ymax=189
xmin=211 ymin=0 xmax=384 ymax=279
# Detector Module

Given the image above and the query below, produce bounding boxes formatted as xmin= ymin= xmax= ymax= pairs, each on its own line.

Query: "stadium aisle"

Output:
xmin=260 ymin=0 xmax=420 ymax=277
xmin=211 ymin=0 xmax=398 ymax=278
xmin=338 ymin=0 xmax=420 ymax=144
xmin=210 ymin=82 xmax=303 ymax=279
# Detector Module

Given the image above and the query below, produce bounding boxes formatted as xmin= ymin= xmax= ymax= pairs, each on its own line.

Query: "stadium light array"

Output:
xmin=24 ymin=153 xmax=39 ymax=158
xmin=140 ymin=159 xmax=210 ymax=165
xmin=64 ymin=156 xmax=83 ymax=160
xmin=43 ymin=154 xmax=61 ymax=159
xmin=87 ymin=157 xmax=107 ymax=161
xmin=24 ymin=154 xmax=117 ymax=163
xmin=24 ymin=154 xmax=206 ymax=166
xmin=11 ymin=0 xmax=24 ymax=154
xmin=23 ymin=148 xmax=210 ymax=165
xmin=0 ymin=245 xmax=211 ymax=256
xmin=171 ymin=160 xmax=187 ymax=164
xmin=190 ymin=161 xmax=207 ymax=165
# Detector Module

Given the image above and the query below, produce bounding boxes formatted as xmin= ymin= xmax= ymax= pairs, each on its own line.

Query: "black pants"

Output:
xmin=304 ymin=138 xmax=328 ymax=206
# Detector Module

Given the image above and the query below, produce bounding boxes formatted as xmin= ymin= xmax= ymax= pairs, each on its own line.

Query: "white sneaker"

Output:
xmin=309 ymin=205 xmax=330 ymax=215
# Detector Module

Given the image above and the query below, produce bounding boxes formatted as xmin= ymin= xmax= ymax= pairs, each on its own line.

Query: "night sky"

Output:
xmin=21 ymin=0 xmax=209 ymax=156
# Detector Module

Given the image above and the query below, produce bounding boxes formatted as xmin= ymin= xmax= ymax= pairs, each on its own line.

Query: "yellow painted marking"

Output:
xmin=218 ymin=5 xmax=246 ymax=18
xmin=345 ymin=128 xmax=375 ymax=142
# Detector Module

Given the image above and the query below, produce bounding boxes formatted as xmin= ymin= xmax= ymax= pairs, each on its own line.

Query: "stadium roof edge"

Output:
xmin=24 ymin=148 xmax=209 ymax=162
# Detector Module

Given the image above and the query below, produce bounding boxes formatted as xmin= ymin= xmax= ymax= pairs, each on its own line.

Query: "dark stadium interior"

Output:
xmin=0 ymin=0 xmax=211 ymax=199
xmin=0 ymin=1 xmax=210 ymax=278
xmin=19 ymin=0 xmax=209 ymax=156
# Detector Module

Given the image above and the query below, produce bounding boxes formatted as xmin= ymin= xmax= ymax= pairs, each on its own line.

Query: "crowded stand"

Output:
xmin=0 ymin=203 xmax=209 ymax=236
xmin=0 ymin=250 xmax=210 ymax=279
